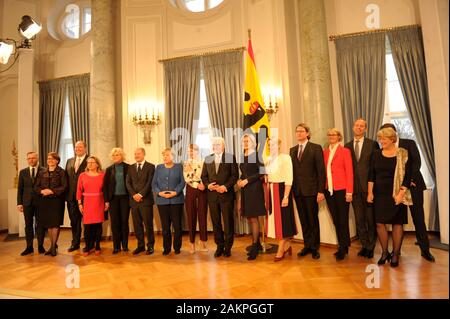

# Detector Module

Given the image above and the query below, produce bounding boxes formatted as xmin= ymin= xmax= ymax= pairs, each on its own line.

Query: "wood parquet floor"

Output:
xmin=0 ymin=230 xmax=447 ymax=299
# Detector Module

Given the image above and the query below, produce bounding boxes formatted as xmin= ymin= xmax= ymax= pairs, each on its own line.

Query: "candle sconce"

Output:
xmin=265 ymin=94 xmax=280 ymax=121
xmin=131 ymin=109 xmax=161 ymax=144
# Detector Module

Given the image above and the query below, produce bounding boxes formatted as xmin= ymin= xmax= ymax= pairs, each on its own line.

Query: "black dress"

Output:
xmin=369 ymin=150 xmax=410 ymax=225
xmin=239 ymin=153 xmax=266 ymax=217
xmin=34 ymin=167 xmax=68 ymax=228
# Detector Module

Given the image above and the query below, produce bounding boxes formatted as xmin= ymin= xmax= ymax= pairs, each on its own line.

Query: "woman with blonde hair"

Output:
xmin=237 ymin=133 xmax=266 ymax=260
xmin=368 ymin=127 xmax=411 ymax=267
xmin=264 ymin=137 xmax=297 ymax=262
xmin=77 ymin=156 xmax=108 ymax=256
xmin=103 ymin=148 xmax=131 ymax=254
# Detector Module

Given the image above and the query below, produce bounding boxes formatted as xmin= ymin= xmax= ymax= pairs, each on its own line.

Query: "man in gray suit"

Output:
xmin=126 ymin=147 xmax=156 ymax=255
xmin=17 ymin=151 xmax=46 ymax=255
xmin=345 ymin=119 xmax=379 ymax=258
xmin=65 ymin=140 xmax=89 ymax=252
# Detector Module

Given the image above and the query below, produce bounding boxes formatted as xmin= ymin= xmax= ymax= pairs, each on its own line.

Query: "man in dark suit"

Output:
xmin=290 ymin=123 xmax=326 ymax=259
xmin=345 ymin=119 xmax=379 ymax=259
xmin=380 ymin=123 xmax=435 ymax=262
xmin=201 ymin=137 xmax=238 ymax=258
xmin=65 ymin=140 xmax=88 ymax=252
xmin=126 ymin=147 xmax=156 ymax=255
xmin=17 ymin=151 xmax=46 ymax=255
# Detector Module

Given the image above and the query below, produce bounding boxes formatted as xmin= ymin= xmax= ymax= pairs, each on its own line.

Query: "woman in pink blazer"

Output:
xmin=323 ymin=128 xmax=353 ymax=261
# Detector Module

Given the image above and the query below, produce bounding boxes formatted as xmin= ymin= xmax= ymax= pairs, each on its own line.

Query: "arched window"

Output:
xmin=170 ymin=0 xmax=225 ymax=13
xmin=61 ymin=3 xmax=91 ymax=40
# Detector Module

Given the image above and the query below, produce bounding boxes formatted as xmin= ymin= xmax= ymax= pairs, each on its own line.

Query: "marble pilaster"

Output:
xmin=90 ymin=0 xmax=116 ymax=166
xmin=298 ymin=0 xmax=334 ymax=146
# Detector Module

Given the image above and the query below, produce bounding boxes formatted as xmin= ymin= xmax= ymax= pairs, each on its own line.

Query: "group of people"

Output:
xmin=17 ymin=119 xmax=435 ymax=267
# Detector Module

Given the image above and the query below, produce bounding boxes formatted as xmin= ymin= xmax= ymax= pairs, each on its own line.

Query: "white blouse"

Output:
xmin=265 ymin=153 xmax=293 ymax=185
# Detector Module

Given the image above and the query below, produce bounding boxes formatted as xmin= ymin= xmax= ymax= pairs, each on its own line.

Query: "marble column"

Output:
xmin=90 ymin=0 xmax=116 ymax=166
xmin=298 ymin=0 xmax=334 ymax=146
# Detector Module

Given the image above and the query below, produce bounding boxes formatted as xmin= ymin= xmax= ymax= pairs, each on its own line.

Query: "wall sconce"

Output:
xmin=131 ymin=108 xmax=161 ymax=144
xmin=264 ymin=93 xmax=280 ymax=121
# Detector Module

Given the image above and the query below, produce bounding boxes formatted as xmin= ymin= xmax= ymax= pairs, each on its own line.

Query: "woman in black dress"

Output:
xmin=34 ymin=152 xmax=67 ymax=256
xmin=237 ymin=134 xmax=266 ymax=260
xmin=368 ymin=127 xmax=411 ymax=267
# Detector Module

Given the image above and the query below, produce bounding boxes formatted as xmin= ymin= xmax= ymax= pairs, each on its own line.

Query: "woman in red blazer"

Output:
xmin=323 ymin=128 xmax=354 ymax=261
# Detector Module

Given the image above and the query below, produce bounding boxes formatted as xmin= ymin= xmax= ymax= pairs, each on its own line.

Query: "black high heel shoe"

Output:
xmin=377 ymin=251 xmax=392 ymax=265
xmin=390 ymin=252 xmax=400 ymax=268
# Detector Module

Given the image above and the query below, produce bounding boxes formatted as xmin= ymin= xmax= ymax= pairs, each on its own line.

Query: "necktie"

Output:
xmin=31 ymin=167 xmax=36 ymax=180
xmin=137 ymin=163 xmax=142 ymax=173
xmin=297 ymin=144 xmax=304 ymax=161
xmin=355 ymin=140 xmax=360 ymax=162
xmin=75 ymin=157 xmax=81 ymax=172
xmin=215 ymin=156 xmax=220 ymax=174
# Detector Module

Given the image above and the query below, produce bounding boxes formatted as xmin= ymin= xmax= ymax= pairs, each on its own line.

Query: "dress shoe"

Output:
xmin=67 ymin=245 xmax=80 ymax=252
xmin=123 ymin=247 xmax=129 ymax=252
xmin=38 ymin=246 xmax=46 ymax=254
xmin=174 ymin=250 xmax=181 ymax=255
xmin=366 ymin=249 xmax=374 ymax=259
xmin=311 ymin=250 xmax=320 ymax=260
xmin=297 ymin=247 xmax=310 ymax=257
xmin=335 ymin=249 xmax=347 ymax=261
xmin=113 ymin=248 xmax=120 ymax=254
xmin=95 ymin=250 xmax=101 ymax=256
xmin=163 ymin=250 xmax=170 ymax=256
xmin=146 ymin=247 xmax=154 ymax=255
xmin=50 ymin=247 xmax=57 ymax=257
xmin=390 ymin=253 xmax=400 ymax=268
xmin=357 ymin=248 xmax=367 ymax=257
xmin=21 ymin=247 xmax=34 ymax=256
xmin=377 ymin=251 xmax=392 ymax=265
xmin=133 ymin=246 xmax=145 ymax=255
xmin=421 ymin=249 xmax=435 ymax=262
xmin=274 ymin=246 xmax=292 ymax=262
xmin=214 ymin=247 xmax=224 ymax=258
xmin=247 ymin=244 xmax=259 ymax=261
xmin=223 ymin=250 xmax=231 ymax=257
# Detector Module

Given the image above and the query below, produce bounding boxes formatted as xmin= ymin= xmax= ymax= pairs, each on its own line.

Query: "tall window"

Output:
xmin=58 ymin=99 xmax=74 ymax=168
xmin=194 ymin=78 xmax=213 ymax=158
xmin=383 ymin=52 xmax=434 ymax=187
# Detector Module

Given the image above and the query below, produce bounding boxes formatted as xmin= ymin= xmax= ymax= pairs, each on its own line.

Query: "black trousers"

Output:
xmin=208 ymin=200 xmax=234 ymax=251
xmin=157 ymin=204 xmax=183 ymax=253
xmin=110 ymin=195 xmax=130 ymax=250
xmin=410 ymin=187 xmax=430 ymax=251
xmin=325 ymin=190 xmax=350 ymax=249
xmin=23 ymin=204 xmax=45 ymax=248
xmin=352 ymin=192 xmax=376 ymax=250
xmin=131 ymin=205 xmax=155 ymax=249
xmin=67 ymin=200 xmax=83 ymax=246
xmin=294 ymin=195 xmax=320 ymax=250
xmin=84 ymin=223 xmax=103 ymax=250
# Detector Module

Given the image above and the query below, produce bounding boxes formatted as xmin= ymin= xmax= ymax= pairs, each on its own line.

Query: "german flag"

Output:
xmin=243 ymin=34 xmax=270 ymax=140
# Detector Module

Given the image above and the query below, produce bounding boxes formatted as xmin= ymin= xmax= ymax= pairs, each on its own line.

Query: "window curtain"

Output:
xmin=202 ymin=50 xmax=248 ymax=235
xmin=38 ymin=79 xmax=66 ymax=165
xmin=335 ymin=33 xmax=386 ymax=140
xmin=163 ymin=57 xmax=201 ymax=160
xmin=66 ymin=74 xmax=90 ymax=153
xmin=387 ymin=27 xmax=438 ymax=230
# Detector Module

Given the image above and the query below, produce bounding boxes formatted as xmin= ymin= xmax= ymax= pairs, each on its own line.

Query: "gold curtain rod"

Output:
xmin=37 ymin=73 xmax=90 ymax=84
xmin=158 ymin=46 xmax=246 ymax=63
xmin=329 ymin=24 xmax=420 ymax=41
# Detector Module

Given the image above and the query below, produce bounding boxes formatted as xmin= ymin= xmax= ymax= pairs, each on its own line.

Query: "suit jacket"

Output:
xmin=399 ymin=138 xmax=426 ymax=191
xmin=201 ymin=153 xmax=238 ymax=203
xmin=65 ymin=155 xmax=89 ymax=201
xmin=103 ymin=162 xmax=130 ymax=202
xmin=289 ymin=141 xmax=326 ymax=197
xmin=345 ymin=137 xmax=379 ymax=194
xmin=17 ymin=166 xmax=46 ymax=206
xmin=126 ymin=161 xmax=155 ymax=207
xmin=323 ymin=145 xmax=353 ymax=194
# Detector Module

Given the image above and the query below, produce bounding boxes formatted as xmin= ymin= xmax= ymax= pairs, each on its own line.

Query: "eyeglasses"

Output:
xmin=327 ymin=134 xmax=339 ymax=137
xmin=296 ymin=130 xmax=307 ymax=133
